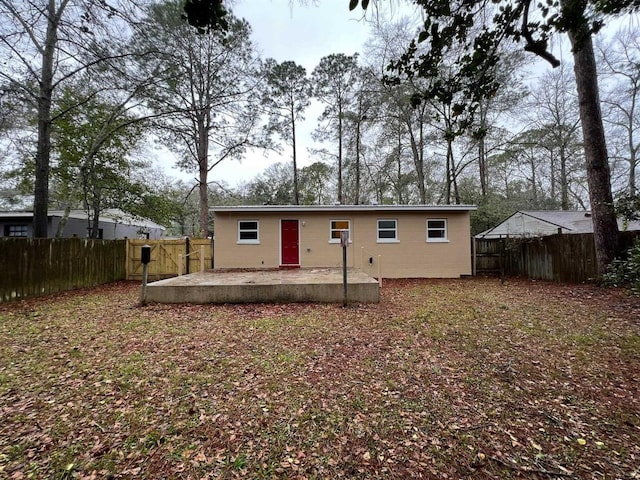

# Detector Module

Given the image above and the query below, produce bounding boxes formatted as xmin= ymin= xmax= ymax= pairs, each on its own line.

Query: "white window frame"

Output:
xmin=377 ymin=218 xmax=399 ymax=243
xmin=426 ymin=219 xmax=448 ymax=243
xmin=237 ymin=220 xmax=260 ymax=244
xmin=329 ymin=219 xmax=351 ymax=243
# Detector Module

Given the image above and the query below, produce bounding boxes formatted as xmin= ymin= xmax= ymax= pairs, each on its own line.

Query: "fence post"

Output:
xmin=210 ymin=237 xmax=214 ymax=269
xmin=501 ymin=238 xmax=506 ymax=282
xmin=125 ymin=239 xmax=130 ymax=280
xmin=472 ymin=237 xmax=476 ymax=276
xmin=200 ymin=245 xmax=205 ymax=273
xmin=185 ymin=237 xmax=190 ymax=274
xmin=178 ymin=254 xmax=183 ymax=276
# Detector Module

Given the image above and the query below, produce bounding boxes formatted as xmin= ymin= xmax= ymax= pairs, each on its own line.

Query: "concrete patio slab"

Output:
xmin=145 ymin=268 xmax=380 ymax=304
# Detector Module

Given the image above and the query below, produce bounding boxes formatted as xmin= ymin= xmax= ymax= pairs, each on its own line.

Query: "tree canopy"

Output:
xmin=347 ymin=0 xmax=640 ymax=273
xmin=182 ymin=0 xmax=228 ymax=33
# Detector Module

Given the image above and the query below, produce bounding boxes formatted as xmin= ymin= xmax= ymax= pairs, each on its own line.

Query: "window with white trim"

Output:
xmin=426 ymin=219 xmax=448 ymax=242
xmin=5 ymin=224 xmax=28 ymax=237
xmin=238 ymin=220 xmax=259 ymax=244
xmin=377 ymin=219 xmax=398 ymax=242
xmin=329 ymin=219 xmax=350 ymax=243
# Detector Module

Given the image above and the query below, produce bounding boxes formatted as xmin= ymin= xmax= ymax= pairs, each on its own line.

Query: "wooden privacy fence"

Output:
xmin=126 ymin=238 xmax=213 ymax=281
xmin=474 ymin=231 xmax=640 ymax=283
xmin=505 ymin=234 xmax=598 ymax=283
xmin=0 ymin=238 xmax=126 ymax=302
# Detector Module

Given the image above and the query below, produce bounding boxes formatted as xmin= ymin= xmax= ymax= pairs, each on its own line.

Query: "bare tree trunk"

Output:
xmin=445 ymin=127 xmax=460 ymax=204
xmin=560 ymin=146 xmax=570 ymax=210
xmin=629 ymin=134 xmax=637 ymax=195
xmin=354 ymin=115 xmax=361 ymax=205
xmin=569 ymin=31 xmax=619 ymax=274
xmin=56 ymin=205 xmax=72 ymax=238
xmin=91 ymin=196 xmax=101 ymax=238
xmin=337 ymin=99 xmax=343 ymax=204
xmin=396 ymin=129 xmax=403 ymax=203
xmin=478 ymin=136 xmax=487 ymax=197
xmin=477 ymin=103 xmax=488 ymax=197
xmin=197 ymin=114 xmax=209 ymax=237
xmin=417 ymin=119 xmax=427 ymax=203
xmin=33 ymin=0 xmax=65 ymax=238
xmin=452 ymin=155 xmax=460 ymax=205
xmin=291 ymin=107 xmax=300 ymax=205
xmin=631 ymin=156 xmax=637 ymax=195
xmin=550 ymin=149 xmax=557 ymax=202
xmin=529 ymin=148 xmax=538 ymax=203
xmin=405 ymin=118 xmax=426 ymax=203
xmin=445 ymin=136 xmax=458 ymax=204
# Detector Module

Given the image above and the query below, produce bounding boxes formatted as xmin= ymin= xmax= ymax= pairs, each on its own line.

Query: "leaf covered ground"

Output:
xmin=1 ymin=278 xmax=639 ymax=479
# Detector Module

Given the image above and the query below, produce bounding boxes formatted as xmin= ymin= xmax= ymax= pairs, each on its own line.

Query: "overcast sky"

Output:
xmin=235 ymin=0 xmax=371 ymax=71
xmin=158 ymin=0 xmax=374 ymax=188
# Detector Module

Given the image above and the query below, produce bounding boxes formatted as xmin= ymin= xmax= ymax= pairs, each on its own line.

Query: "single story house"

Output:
xmin=476 ymin=210 xmax=640 ymax=239
xmin=0 ymin=208 xmax=166 ymax=239
xmin=211 ymin=204 xmax=476 ymax=278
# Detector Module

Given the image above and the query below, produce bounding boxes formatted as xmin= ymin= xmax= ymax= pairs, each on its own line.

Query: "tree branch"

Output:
xmin=521 ymin=0 xmax=560 ymax=67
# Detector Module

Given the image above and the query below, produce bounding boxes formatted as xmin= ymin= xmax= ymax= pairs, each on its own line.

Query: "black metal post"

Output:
xmin=139 ymin=244 xmax=151 ymax=305
xmin=140 ymin=263 xmax=149 ymax=305
xmin=343 ymin=245 xmax=348 ymax=307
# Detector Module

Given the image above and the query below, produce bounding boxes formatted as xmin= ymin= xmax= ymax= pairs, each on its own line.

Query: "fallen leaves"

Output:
xmin=0 ymin=278 xmax=638 ymax=478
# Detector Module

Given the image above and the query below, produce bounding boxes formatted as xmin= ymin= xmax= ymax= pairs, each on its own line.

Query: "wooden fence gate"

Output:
xmin=126 ymin=238 xmax=213 ymax=281
xmin=473 ymin=238 xmax=505 ymax=277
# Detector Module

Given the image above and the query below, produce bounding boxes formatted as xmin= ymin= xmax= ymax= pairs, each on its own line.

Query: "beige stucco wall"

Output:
xmin=213 ymin=210 xmax=472 ymax=278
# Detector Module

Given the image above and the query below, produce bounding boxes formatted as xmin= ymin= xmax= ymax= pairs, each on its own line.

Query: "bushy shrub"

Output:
xmin=602 ymin=239 xmax=640 ymax=296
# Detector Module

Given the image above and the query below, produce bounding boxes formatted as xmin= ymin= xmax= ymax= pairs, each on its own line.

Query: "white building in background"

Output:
xmin=476 ymin=210 xmax=640 ymax=239
xmin=0 ymin=208 xmax=166 ymax=239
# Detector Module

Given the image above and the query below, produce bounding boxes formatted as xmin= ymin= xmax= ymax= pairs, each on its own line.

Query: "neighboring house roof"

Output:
xmin=0 ymin=211 xmax=33 ymax=219
xmin=211 ymin=204 xmax=477 ymax=213
xmin=476 ymin=210 xmax=640 ymax=238
xmin=0 ymin=208 xmax=166 ymax=231
xmin=70 ymin=208 xmax=166 ymax=231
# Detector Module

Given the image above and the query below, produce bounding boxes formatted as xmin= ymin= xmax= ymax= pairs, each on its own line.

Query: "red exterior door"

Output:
xmin=281 ymin=220 xmax=299 ymax=266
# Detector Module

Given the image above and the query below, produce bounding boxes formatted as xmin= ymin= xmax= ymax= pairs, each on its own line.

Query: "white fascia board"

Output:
xmin=210 ymin=204 xmax=477 ymax=214
xmin=0 ymin=211 xmax=34 ymax=218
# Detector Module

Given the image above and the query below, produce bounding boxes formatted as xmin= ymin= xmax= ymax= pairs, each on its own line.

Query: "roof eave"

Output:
xmin=210 ymin=204 xmax=477 ymax=213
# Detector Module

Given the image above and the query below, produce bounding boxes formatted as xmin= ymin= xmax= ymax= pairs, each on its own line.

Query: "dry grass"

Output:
xmin=1 ymin=278 xmax=639 ymax=479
